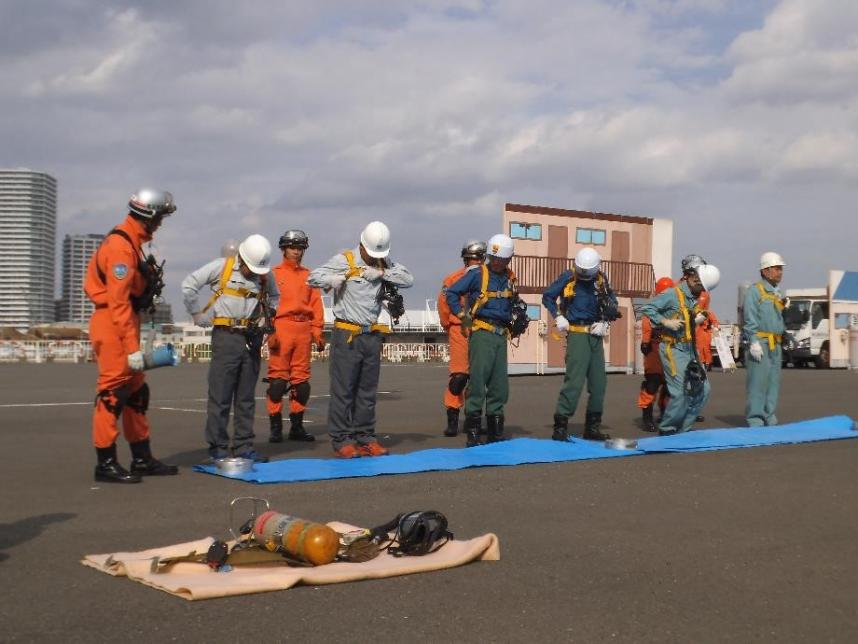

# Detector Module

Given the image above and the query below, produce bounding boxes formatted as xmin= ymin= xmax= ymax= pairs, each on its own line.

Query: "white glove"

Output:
xmin=662 ymin=318 xmax=684 ymax=332
xmin=589 ymin=321 xmax=610 ymax=337
xmin=695 ymin=312 xmax=707 ymax=326
xmin=127 ymin=351 xmax=145 ymax=371
xmin=361 ymin=267 xmax=384 ymax=281
xmin=749 ymin=341 xmax=764 ymax=362
xmin=555 ymin=315 xmax=570 ymax=333
xmin=327 ymin=274 xmax=347 ymax=289
xmin=192 ymin=312 xmax=211 ymax=328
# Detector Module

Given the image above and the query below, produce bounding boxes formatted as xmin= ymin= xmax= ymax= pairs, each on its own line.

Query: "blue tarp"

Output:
xmin=193 ymin=415 xmax=857 ymax=484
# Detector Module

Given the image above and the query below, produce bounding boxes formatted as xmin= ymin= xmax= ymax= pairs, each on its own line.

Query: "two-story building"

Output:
xmin=503 ymin=203 xmax=673 ymax=374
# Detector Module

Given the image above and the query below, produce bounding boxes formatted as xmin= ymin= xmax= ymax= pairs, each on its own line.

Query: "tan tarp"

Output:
xmin=81 ymin=521 xmax=500 ymax=601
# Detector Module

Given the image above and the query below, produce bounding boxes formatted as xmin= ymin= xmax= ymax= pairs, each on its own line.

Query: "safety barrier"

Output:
xmin=0 ymin=340 xmax=449 ymax=365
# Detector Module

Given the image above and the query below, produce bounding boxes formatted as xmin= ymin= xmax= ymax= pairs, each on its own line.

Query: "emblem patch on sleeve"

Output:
xmin=113 ymin=264 xmax=129 ymax=280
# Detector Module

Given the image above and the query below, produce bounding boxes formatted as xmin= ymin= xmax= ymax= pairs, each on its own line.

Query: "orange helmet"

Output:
xmin=697 ymin=291 xmax=710 ymax=308
xmin=654 ymin=277 xmax=674 ymax=295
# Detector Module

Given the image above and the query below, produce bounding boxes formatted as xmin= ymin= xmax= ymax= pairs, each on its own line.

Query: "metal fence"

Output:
xmin=0 ymin=340 xmax=449 ymax=364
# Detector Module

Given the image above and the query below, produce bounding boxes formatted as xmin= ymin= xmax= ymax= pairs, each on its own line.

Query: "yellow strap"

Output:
xmin=202 ymin=256 xmax=259 ymax=313
xmin=334 ymin=320 xmax=391 ymax=343
xmin=213 ymin=317 xmax=252 ymax=327
xmin=343 ymin=251 xmax=364 ymax=281
xmin=470 ymin=266 xmax=517 ymax=317
xmin=472 ymin=318 xmax=510 ymax=338
xmin=756 ymin=282 xmax=785 ymax=312
xmin=673 ymin=287 xmax=693 ymax=343
xmin=661 ymin=336 xmax=688 ymax=377
xmin=755 ymin=331 xmax=782 ymax=352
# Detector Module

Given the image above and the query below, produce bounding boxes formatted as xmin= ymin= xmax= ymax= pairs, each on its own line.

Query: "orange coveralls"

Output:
xmin=439 ymin=267 xmax=470 ymax=410
xmin=84 ymin=215 xmax=152 ymax=449
xmin=266 ymin=259 xmax=324 ymax=415
xmin=638 ymin=315 xmax=668 ymax=411
xmin=695 ymin=297 xmax=719 ymax=367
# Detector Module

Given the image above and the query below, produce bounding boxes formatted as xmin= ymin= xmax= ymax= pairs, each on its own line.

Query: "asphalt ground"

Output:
xmin=1 ymin=361 xmax=858 ymax=643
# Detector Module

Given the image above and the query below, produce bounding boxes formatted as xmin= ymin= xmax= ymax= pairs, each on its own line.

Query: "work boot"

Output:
xmin=464 ymin=413 xmax=482 ymax=448
xmin=642 ymin=406 xmax=657 ymax=433
xmin=288 ymin=412 xmax=315 ymax=442
xmin=485 ymin=415 xmax=506 ymax=443
xmin=95 ymin=445 xmax=141 ymax=484
xmin=552 ymin=414 xmax=569 ymax=441
xmin=268 ymin=413 xmax=283 ymax=443
xmin=444 ymin=407 xmax=460 ymax=437
xmin=583 ymin=412 xmax=610 ymax=441
xmin=129 ymin=439 xmax=179 ymax=476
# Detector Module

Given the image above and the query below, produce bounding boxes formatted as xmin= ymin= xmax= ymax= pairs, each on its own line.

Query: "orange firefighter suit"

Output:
xmin=265 ymin=259 xmax=324 ymax=416
xmin=638 ymin=277 xmax=674 ymax=417
xmin=84 ymin=215 xmax=153 ymax=449
xmin=695 ymin=292 xmax=719 ymax=368
xmin=439 ymin=267 xmax=470 ymax=410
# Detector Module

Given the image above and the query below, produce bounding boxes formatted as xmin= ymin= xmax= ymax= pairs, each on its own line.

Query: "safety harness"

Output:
xmin=333 ymin=250 xmax=392 ymax=342
xmin=661 ymin=286 xmax=694 ymax=377
xmin=94 ymin=228 xmax=162 ymax=314
xmin=753 ymin=282 xmax=784 ymax=350
xmin=201 ymin=256 xmax=264 ymax=328
xmin=550 ymin=271 xmax=610 ymax=340
xmin=469 ymin=265 xmax=517 ymax=337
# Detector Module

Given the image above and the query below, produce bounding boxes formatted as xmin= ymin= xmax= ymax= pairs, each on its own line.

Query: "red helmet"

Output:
xmin=655 ymin=277 xmax=674 ymax=295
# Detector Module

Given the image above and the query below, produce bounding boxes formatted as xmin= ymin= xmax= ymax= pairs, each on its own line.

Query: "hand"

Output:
xmin=459 ymin=312 xmax=473 ymax=332
xmin=314 ymin=335 xmax=326 ymax=351
xmin=192 ymin=312 xmax=211 ymax=328
xmin=640 ymin=342 xmax=651 ymax=356
xmin=749 ymin=341 xmax=764 ymax=362
xmin=127 ymin=351 xmax=145 ymax=371
xmin=361 ymin=267 xmax=384 ymax=281
xmin=662 ymin=318 xmax=684 ymax=332
xmin=555 ymin=315 xmax=570 ymax=333
xmin=589 ymin=321 xmax=609 ymax=337
xmin=267 ymin=333 xmax=280 ymax=350
xmin=328 ymin=274 xmax=347 ymax=289
xmin=694 ymin=312 xmax=707 ymax=326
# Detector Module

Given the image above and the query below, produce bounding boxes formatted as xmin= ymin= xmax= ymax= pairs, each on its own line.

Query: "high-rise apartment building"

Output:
xmin=60 ymin=233 xmax=104 ymax=323
xmin=0 ymin=169 xmax=57 ymax=329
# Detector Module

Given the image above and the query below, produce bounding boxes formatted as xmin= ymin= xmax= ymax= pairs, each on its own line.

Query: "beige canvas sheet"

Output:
xmin=81 ymin=521 xmax=500 ymax=601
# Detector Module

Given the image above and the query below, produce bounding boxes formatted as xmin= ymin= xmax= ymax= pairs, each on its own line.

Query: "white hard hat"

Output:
xmin=238 ymin=234 xmax=272 ymax=275
xmin=360 ymin=221 xmax=391 ymax=258
xmin=760 ymin=251 xmax=785 ymax=270
xmin=486 ymin=234 xmax=514 ymax=259
xmin=697 ymin=263 xmax=720 ymax=291
xmin=574 ymin=247 xmax=601 ymax=279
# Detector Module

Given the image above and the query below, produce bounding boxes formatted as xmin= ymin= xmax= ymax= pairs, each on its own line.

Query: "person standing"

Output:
xmin=266 ymin=230 xmax=325 ymax=443
xmin=638 ymin=277 xmax=674 ymax=432
xmin=307 ymin=222 xmax=413 ymax=458
xmin=84 ymin=188 xmax=179 ymax=483
xmin=640 ymin=262 xmax=721 ymax=435
xmin=743 ymin=252 xmax=786 ymax=427
xmin=182 ymin=234 xmax=279 ymax=462
xmin=543 ymin=247 xmax=620 ymax=441
xmin=437 ymin=240 xmax=486 ymax=437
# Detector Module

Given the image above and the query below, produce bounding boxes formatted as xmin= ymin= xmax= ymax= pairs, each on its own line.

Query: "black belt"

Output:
xmin=213 ymin=326 xmax=248 ymax=334
xmin=94 ymin=304 xmax=108 ymax=310
xmin=569 ymin=319 xmax=596 ymax=325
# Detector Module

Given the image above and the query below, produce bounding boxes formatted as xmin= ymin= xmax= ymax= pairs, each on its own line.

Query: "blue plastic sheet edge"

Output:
xmin=192 ymin=415 xmax=857 ymax=484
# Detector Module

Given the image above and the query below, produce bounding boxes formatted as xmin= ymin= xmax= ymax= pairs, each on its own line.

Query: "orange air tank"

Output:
xmin=253 ymin=511 xmax=339 ymax=565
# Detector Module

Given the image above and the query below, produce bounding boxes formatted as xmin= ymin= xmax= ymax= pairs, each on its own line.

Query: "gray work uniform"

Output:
xmin=182 ymin=256 xmax=280 ymax=457
xmin=307 ymin=248 xmax=413 ymax=447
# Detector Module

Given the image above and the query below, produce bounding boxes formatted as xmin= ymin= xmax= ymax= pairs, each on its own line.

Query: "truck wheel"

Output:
xmin=814 ymin=342 xmax=830 ymax=369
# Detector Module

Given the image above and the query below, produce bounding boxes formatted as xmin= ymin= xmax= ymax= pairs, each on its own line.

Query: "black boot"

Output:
xmin=288 ymin=412 xmax=315 ymax=442
xmin=269 ymin=413 xmax=283 ymax=443
xmin=129 ymin=439 xmax=179 ymax=476
xmin=552 ymin=414 xmax=569 ymax=441
xmin=95 ymin=444 xmax=141 ymax=483
xmin=485 ymin=415 xmax=506 ymax=443
xmin=464 ymin=413 xmax=482 ymax=448
xmin=642 ymin=406 xmax=657 ymax=432
xmin=583 ymin=412 xmax=610 ymax=441
xmin=444 ymin=408 xmax=459 ymax=437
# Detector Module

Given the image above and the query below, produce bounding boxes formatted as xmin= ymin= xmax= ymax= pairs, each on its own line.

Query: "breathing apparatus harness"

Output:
xmin=95 ymin=228 xmax=165 ymax=314
xmin=661 ymin=286 xmax=707 ymax=396
xmin=561 ymin=270 xmax=621 ymax=322
xmin=468 ymin=265 xmax=529 ymax=343
xmin=342 ymin=250 xmax=406 ymax=325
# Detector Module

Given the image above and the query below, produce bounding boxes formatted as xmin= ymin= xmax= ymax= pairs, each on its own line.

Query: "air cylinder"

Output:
xmin=252 ymin=511 xmax=339 ymax=565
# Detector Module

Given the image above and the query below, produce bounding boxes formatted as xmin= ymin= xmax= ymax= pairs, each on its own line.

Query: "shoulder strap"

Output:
xmin=673 ymin=286 xmax=692 ymax=342
xmin=755 ymin=281 xmax=785 ymax=311
xmin=202 ymin=256 xmax=252 ymax=313
xmin=343 ymin=251 xmax=363 ymax=280
xmin=95 ymin=228 xmax=142 ymax=284
xmin=469 ymin=265 xmax=491 ymax=316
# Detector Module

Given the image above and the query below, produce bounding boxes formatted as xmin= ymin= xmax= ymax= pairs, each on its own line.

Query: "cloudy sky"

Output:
xmin=2 ymin=0 xmax=857 ymax=320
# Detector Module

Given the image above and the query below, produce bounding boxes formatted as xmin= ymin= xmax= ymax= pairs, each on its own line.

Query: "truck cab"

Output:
xmin=782 ymin=288 xmax=830 ymax=368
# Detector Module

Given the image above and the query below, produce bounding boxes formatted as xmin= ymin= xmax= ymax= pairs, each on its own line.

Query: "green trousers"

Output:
xmin=465 ymin=329 xmax=509 ymax=416
xmin=659 ymin=341 xmax=710 ymax=433
xmin=554 ymin=332 xmax=606 ymax=418
xmin=745 ymin=344 xmax=781 ymax=427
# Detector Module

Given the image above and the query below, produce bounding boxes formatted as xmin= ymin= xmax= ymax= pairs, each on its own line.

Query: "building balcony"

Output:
xmin=510 ymin=255 xmax=655 ymax=298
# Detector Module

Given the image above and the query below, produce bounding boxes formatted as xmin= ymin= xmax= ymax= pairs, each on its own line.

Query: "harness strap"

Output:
xmin=202 ymin=256 xmax=260 ymax=314
xmin=95 ymin=228 xmax=143 ymax=284
xmin=334 ymin=320 xmax=391 ymax=343
xmin=756 ymin=282 xmax=785 ymax=312
xmin=213 ymin=317 xmax=253 ymax=328
xmin=469 ymin=265 xmax=517 ymax=317
xmin=661 ymin=336 xmax=693 ymax=377
xmin=472 ymin=318 xmax=510 ymax=338
xmin=756 ymin=331 xmax=783 ymax=352
xmin=343 ymin=251 xmax=364 ymax=280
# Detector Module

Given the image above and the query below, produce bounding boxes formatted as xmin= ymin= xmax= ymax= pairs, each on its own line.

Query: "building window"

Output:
xmin=576 ymin=228 xmax=606 ymax=245
xmin=510 ymin=222 xmax=542 ymax=240
xmin=526 ymin=304 xmax=541 ymax=320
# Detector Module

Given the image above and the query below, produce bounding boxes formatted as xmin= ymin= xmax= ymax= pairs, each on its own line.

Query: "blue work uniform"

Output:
xmin=743 ymin=281 xmax=786 ymax=427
